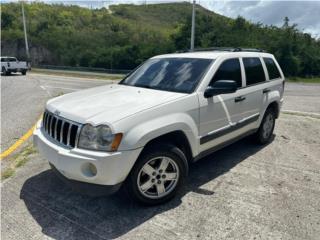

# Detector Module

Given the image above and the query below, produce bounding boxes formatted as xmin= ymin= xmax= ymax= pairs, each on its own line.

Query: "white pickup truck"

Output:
xmin=34 ymin=48 xmax=285 ymax=205
xmin=1 ymin=56 xmax=29 ymax=75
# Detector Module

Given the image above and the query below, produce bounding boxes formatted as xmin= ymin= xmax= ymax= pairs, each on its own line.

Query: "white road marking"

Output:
xmin=41 ymin=85 xmax=81 ymax=91
xmin=40 ymin=85 xmax=53 ymax=97
xmin=38 ymin=80 xmax=104 ymax=87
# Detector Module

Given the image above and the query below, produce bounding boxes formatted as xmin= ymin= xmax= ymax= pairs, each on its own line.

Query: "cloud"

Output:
xmin=203 ymin=1 xmax=320 ymax=38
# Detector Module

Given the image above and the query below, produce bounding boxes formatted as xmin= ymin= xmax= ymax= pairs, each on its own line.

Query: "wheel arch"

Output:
xmin=267 ymin=101 xmax=280 ymax=118
xmin=117 ymin=112 xmax=199 ymax=158
xmin=140 ymin=130 xmax=194 ymax=163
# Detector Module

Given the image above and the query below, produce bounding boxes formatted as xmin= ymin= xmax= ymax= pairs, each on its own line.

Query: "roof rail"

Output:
xmin=177 ymin=47 xmax=266 ymax=53
xmin=233 ymin=48 xmax=265 ymax=52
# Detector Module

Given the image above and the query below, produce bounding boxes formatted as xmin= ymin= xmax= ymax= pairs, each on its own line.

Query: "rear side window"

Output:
xmin=210 ymin=58 xmax=242 ymax=88
xmin=243 ymin=58 xmax=266 ymax=86
xmin=9 ymin=58 xmax=16 ymax=62
xmin=263 ymin=58 xmax=281 ymax=80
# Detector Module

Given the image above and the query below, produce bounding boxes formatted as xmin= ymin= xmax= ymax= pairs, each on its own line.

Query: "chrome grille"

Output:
xmin=42 ymin=111 xmax=81 ymax=148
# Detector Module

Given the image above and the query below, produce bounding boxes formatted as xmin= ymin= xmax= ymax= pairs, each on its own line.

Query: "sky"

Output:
xmin=2 ymin=0 xmax=320 ymax=38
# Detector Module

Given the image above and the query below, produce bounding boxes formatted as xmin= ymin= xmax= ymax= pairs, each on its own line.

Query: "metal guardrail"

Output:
xmin=34 ymin=65 xmax=132 ymax=74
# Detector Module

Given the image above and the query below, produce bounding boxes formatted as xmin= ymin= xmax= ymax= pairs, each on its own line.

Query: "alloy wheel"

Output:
xmin=137 ymin=156 xmax=180 ymax=199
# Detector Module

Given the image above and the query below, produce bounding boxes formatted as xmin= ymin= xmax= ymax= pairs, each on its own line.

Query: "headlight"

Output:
xmin=78 ymin=124 xmax=122 ymax=151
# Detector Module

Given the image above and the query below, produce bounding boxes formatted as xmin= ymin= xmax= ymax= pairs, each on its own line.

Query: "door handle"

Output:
xmin=263 ymin=88 xmax=271 ymax=94
xmin=235 ymin=96 xmax=246 ymax=102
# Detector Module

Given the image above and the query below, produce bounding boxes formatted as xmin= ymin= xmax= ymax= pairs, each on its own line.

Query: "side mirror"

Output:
xmin=204 ymin=80 xmax=237 ymax=98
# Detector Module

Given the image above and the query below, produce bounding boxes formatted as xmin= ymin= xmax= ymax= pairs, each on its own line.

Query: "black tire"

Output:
xmin=2 ymin=67 xmax=7 ymax=76
xmin=125 ymin=143 xmax=188 ymax=205
xmin=21 ymin=70 xmax=27 ymax=75
xmin=255 ymin=107 xmax=276 ymax=144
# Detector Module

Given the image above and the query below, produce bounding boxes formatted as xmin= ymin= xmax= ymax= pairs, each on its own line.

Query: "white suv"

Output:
xmin=34 ymin=49 xmax=285 ymax=204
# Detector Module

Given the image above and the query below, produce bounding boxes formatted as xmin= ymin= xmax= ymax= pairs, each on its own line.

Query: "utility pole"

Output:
xmin=190 ymin=0 xmax=196 ymax=51
xmin=21 ymin=1 xmax=30 ymax=60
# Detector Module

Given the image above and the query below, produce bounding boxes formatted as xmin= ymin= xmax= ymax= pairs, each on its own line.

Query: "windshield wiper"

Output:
xmin=135 ymin=84 xmax=153 ymax=89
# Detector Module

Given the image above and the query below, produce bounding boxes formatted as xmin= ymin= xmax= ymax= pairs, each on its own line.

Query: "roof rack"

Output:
xmin=177 ymin=47 xmax=266 ymax=53
xmin=232 ymin=48 xmax=266 ymax=52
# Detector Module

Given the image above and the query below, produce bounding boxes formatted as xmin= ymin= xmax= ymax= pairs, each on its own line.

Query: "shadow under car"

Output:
xmin=20 ymin=135 xmax=274 ymax=240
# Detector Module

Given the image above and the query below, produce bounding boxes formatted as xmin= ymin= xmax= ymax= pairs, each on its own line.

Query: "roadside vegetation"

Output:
xmin=1 ymin=144 xmax=37 ymax=180
xmin=1 ymin=2 xmax=320 ymax=79
xmin=287 ymin=77 xmax=320 ymax=83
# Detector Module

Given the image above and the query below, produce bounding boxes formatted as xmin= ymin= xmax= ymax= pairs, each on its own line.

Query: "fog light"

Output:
xmin=81 ymin=163 xmax=97 ymax=177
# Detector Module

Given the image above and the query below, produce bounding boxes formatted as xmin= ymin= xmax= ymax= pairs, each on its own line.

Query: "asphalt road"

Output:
xmin=282 ymin=82 xmax=320 ymax=113
xmin=1 ymin=73 xmax=320 ymax=239
xmin=1 ymin=73 xmax=113 ymax=151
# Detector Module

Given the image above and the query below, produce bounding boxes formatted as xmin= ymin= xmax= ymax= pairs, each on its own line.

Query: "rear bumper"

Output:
xmin=6 ymin=68 xmax=26 ymax=72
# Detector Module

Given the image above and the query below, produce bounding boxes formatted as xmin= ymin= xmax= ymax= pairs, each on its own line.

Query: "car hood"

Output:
xmin=46 ymin=84 xmax=186 ymax=125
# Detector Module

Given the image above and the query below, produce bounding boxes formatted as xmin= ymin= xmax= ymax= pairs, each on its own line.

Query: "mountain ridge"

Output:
xmin=1 ymin=2 xmax=319 ymax=77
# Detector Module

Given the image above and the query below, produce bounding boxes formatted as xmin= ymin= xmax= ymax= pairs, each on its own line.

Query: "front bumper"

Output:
xmin=33 ymin=125 xmax=142 ymax=195
xmin=49 ymin=163 xmax=122 ymax=196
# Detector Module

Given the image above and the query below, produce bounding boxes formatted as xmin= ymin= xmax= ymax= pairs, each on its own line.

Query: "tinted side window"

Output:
xmin=263 ymin=58 xmax=281 ymax=80
xmin=9 ymin=58 xmax=17 ymax=62
xmin=210 ymin=58 xmax=242 ymax=88
xmin=243 ymin=58 xmax=266 ymax=85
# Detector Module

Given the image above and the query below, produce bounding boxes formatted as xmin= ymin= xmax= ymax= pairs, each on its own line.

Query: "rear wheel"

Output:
xmin=2 ymin=67 xmax=7 ymax=76
xmin=126 ymin=144 xmax=188 ymax=205
xmin=255 ymin=108 xmax=275 ymax=144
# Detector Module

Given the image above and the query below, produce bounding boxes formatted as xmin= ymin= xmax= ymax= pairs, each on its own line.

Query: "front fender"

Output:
xmin=118 ymin=113 xmax=199 ymax=157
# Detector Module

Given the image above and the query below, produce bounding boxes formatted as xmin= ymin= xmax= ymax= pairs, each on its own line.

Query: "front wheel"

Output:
xmin=21 ymin=70 xmax=27 ymax=75
xmin=126 ymin=144 xmax=188 ymax=205
xmin=255 ymin=108 xmax=276 ymax=144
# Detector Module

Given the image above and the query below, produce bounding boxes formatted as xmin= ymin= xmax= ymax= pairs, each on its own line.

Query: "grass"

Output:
xmin=287 ymin=77 xmax=320 ymax=83
xmin=31 ymin=68 xmax=125 ymax=81
xmin=1 ymin=144 xmax=37 ymax=180
xmin=1 ymin=168 xmax=15 ymax=179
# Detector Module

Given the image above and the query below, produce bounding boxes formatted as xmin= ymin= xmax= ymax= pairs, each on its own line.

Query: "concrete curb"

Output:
xmin=281 ymin=110 xmax=320 ymax=119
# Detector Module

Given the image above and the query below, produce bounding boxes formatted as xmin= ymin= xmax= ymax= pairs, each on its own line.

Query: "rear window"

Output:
xmin=243 ymin=58 xmax=266 ymax=86
xmin=210 ymin=58 xmax=242 ymax=88
xmin=263 ymin=58 xmax=281 ymax=80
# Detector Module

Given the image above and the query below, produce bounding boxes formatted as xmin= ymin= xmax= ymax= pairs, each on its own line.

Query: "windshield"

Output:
xmin=120 ymin=58 xmax=213 ymax=93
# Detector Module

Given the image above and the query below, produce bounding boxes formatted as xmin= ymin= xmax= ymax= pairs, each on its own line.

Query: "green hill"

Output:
xmin=1 ymin=2 xmax=320 ymax=77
